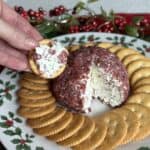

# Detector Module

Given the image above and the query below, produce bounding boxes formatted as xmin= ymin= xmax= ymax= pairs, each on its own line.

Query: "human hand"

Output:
xmin=0 ymin=0 xmax=43 ymax=71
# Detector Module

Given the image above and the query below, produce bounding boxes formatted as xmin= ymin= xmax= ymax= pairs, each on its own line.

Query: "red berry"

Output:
xmin=28 ymin=9 xmax=35 ymax=17
xmin=15 ymin=6 xmax=24 ymax=14
xmin=141 ymin=18 xmax=149 ymax=27
xmin=35 ymin=12 xmax=40 ymax=17
xmin=5 ymin=120 xmax=13 ymax=126
xmin=69 ymin=25 xmax=79 ymax=33
xmin=20 ymin=139 xmax=26 ymax=145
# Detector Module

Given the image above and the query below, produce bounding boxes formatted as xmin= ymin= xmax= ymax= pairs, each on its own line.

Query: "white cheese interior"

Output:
xmin=35 ymin=41 xmax=68 ymax=78
xmin=82 ymin=64 xmax=122 ymax=112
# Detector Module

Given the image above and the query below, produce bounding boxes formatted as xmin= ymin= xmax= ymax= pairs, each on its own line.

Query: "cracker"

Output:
xmin=34 ymin=112 xmax=73 ymax=136
xmin=18 ymin=88 xmax=52 ymax=100
xmin=122 ymin=54 xmax=144 ymax=67
xmin=58 ymin=117 xmax=95 ymax=147
xmin=82 ymin=42 xmax=95 ymax=47
xmin=133 ymin=77 xmax=150 ymax=89
xmin=112 ymin=108 xmax=140 ymax=145
xmin=127 ymin=59 xmax=150 ymax=78
xmin=108 ymin=45 xmax=122 ymax=53
xmin=133 ymin=85 xmax=150 ymax=94
xmin=94 ymin=112 xmax=127 ymax=150
xmin=18 ymin=103 xmax=56 ymax=119
xmin=19 ymin=79 xmax=49 ymax=91
xmin=96 ymin=42 xmax=114 ymax=49
xmin=21 ymin=72 xmax=49 ymax=84
xmin=18 ymin=96 xmax=55 ymax=108
xmin=130 ymin=68 xmax=150 ymax=86
xmin=124 ymin=103 xmax=150 ymax=141
xmin=48 ymin=114 xmax=85 ymax=142
xmin=127 ymin=93 xmax=150 ymax=108
xmin=72 ymin=123 xmax=107 ymax=150
xmin=116 ymin=48 xmax=140 ymax=61
xmin=68 ymin=44 xmax=80 ymax=52
xmin=27 ymin=107 xmax=66 ymax=128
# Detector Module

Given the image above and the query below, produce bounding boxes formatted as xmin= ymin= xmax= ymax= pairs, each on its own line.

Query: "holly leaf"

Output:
xmin=29 ymin=135 xmax=35 ymax=138
xmin=14 ymin=117 xmax=22 ymax=123
xmin=0 ymin=80 xmax=3 ymax=84
xmin=5 ymin=81 xmax=10 ymax=86
xmin=132 ymin=16 xmax=143 ymax=25
xmin=0 ymin=99 xmax=3 ymax=106
xmin=74 ymin=2 xmax=86 ymax=14
xmin=3 ymin=130 xmax=15 ymax=136
xmin=5 ymin=93 xmax=12 ymax=101
xmin=22 ymin=144 xmax=31 ymax=150
xmin=138 ymin=147 xmax=150 ymax=150
xmin=88 ymin=0 xmax=98 ymax=3
xmin=8 ymin=112 xmax=14 ymax=118
xmin=1 ymin=115 xmax=7 ymax=120
xmin=16 ymin=144 xmax=24 ymax=150
xmin=0 ymin=89 xmax=4 ymax=93
xmin=0 ymin=122 xmax=9 ymax=128
xmin=15 ymin=127 xmax=22 ymax=136
xmin=100 ymin=6 xmax=107 ymax=18
xmin=26 ymin=139 xmax=32 ymax=143
xmin=8 ymin=85 xmax=16 ymax=90
xmin=11 ymin=139 xmax=20 ymax=144
xmin=125 ymin=25 xmax=139 ymax=37
xmin=36 ymin=147 xmax=44 ymax=150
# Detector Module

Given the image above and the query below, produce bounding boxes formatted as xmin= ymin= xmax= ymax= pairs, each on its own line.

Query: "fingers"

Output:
xmin=2 ymin=2 xmax=43 ymax=41
xmin=0 ymin=49 xmax=28 ymax=71
xmin=0 ymin=40 xmax=29 ymax=71
xmin=0 ymin=19 xmax=38 ymax=50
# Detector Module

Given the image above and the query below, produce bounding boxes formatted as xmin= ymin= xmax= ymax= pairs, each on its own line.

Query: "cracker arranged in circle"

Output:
xmin=133 ymin=77 xmax=150 ymax=89
xmin=127 ymin=59 xmax=150 ymax=78
xmin=97 ymin=42 xmax=114 ymax=49
xmin=112 ymin=108 xmax=140 ymax=145
xmin=67 ymin=44 xmax=80 ymax=52
xmin=108 ymin=45 xmax=122 ymax=53
xmin=27 ymin=107 xmax=66 ymax=128
xmin=18 ymin=103 xmax=56 ymax=119
xmin=116 ymin=48 xmax=140 ymax=61
xmin=130 ymin=68 xmax=150 ymax=86
xmin=34 ymin=112 xmax=73 ymax=136
xmin=94 ymin=112 xmax=127 ymax=150
xmin=48 ymin=114 xmax=85 ymax=142
xmin=122 ymin=54 xmax=144 ymax=67
xmin=29 ymin=39 xmax=69 ymax=79
xmin=124 ymin=103 xmax=150 ymax=141
xmin=127 ymin=93 xmax=150 ymax=108
xmin=82 ymin=42 xmax=95 ymax=47
xmin=58 ymin=117 xmax=95 ymax=147
xmin=72 ymin=123 xmax=107 ymax=150
xmin=19 ymin=79 xmax=49 ymax=91
xmin=133 ymin=84 xmax=150 ymax=94
xmin=18 ymin=88 xmax=52 ymax=100
xmin=18 ymin=96 xmax=55 ymax=108
xmin=21 ymin=72 xmax=49 ymax=84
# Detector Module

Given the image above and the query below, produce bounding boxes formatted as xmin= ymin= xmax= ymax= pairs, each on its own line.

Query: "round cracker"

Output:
xmin=48 ymin=114 xmax=85 ymax=142
xmin=130 ymin=68 xmax=150 ymax=86
xmin=21 ymin=72 xmax=49 ymax=84
xmin=34 ymin=112 xmax=73 ymax=136
xmin=127 ymin=59 xmax=150 ymax=78
xmin=116 ymin=48 xmax=140 ymax=61
xmin=18 ymin=88 xmax=52 ymax=100
xmin=94 ymin=112 xmax=127 ymax=150
xmin=107 ymin=45 xmax=122 ymax=54
xmin=112 ymin=108 xmax=140 ymax=145
xmin=18 ymin=97 xmax=55 ymax=108
xmin=27 ymin=107 xmax=66 ymax=128
xmin=133 ymin=77 xmax=150 ymax=89
xmin=127 ymin=93 xmax=150 ymax=108
xmin=96 ymin=42 xmax=114 ymax=49
xmin=133 ymin=84 xmax=150 ymax=94
xmin=68 ymin=44 xmax=80 ymax=52
xmin=72 ymin=123 xmax=107 ymax=150
xmin=58 ymin=117 xmax=95 ymax=147
xmin=122 ymin=54 xmax=144 ymax=67
xmin=124 ymin=103 xmax=150 ymax=141
xmin=19 ymin=79 xmax=49 ymax=91
xmin=18 ymin=103 xmax=56 ymax=119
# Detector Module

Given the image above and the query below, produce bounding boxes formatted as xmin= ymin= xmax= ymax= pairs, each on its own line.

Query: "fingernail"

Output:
xmin=25 ymin=38 xmax=38 ymax=49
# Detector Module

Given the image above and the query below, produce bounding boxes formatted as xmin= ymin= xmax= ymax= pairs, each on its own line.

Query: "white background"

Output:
xmin=5 ymin=0 xmax=150 ymax=13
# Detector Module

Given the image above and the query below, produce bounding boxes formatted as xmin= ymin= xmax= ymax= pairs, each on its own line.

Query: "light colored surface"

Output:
xmin=5 ymin=0 xmax=150 ymax=13
xmin=0 ymin=32 xmax=150 ymax=150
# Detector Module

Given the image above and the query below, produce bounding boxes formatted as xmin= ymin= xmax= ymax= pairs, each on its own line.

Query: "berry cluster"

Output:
xmin=49 ymin=5 xmax=67 ymax=17
xmin=15 ymin=6 xmax=45 ymax=23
